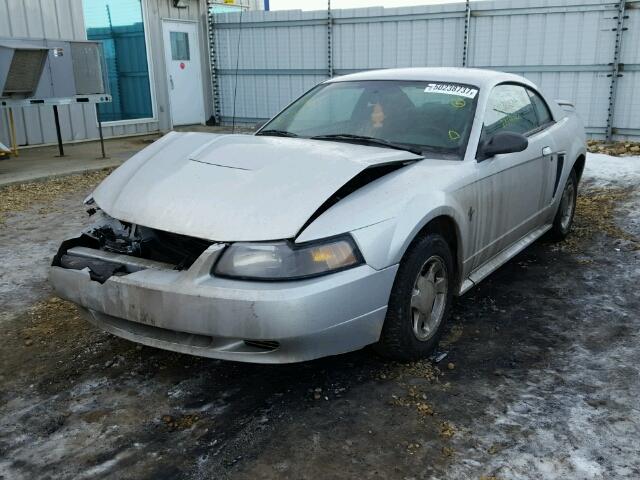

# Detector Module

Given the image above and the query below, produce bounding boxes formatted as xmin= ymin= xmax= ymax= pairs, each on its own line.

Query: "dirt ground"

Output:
xmin=1 ymin=156 xmax=639 ymax=480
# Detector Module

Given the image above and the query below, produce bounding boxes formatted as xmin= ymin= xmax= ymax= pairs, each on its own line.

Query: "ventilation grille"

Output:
xmin=71 ymin=42 xmax=105 ymax=95
xmin=3 ymin=49 xmax=48 ymax=96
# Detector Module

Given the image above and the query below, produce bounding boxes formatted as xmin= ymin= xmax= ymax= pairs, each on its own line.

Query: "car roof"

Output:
xmin=326 ymin=67 xmax=536 ymax=91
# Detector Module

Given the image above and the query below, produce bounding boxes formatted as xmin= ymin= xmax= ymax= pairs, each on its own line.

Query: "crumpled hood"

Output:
xmin=92 ymin=132 xmax=421 ymax=242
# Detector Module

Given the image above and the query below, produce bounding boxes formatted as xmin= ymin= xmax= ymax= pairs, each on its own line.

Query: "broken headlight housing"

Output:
xmin=213 ymin=235 xmax=364 ymax=280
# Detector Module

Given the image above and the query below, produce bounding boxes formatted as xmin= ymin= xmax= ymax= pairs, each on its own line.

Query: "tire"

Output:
xmin=550 ymin=169 xmax=578 ymax=241
xmin=375 ymin=233 xmax=454 ymax=361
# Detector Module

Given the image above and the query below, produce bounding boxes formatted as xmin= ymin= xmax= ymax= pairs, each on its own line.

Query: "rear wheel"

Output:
xmin=550 ymin=169 xmax=578 ymax=241
xmin=375 ymin=233 xmax=454 ymax=361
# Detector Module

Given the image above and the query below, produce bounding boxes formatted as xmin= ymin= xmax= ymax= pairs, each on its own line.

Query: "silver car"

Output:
xmin=49 ymin=68 xmax=586 ymax=363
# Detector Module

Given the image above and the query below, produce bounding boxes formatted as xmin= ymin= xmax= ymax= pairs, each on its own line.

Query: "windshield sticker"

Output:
xmin=448 ymin=129 xmax=461 ymax=141
xmin=425 ymin=83 xmax=478 ymax=99
xmin=451 ymin=98 xmax=466 ymax=109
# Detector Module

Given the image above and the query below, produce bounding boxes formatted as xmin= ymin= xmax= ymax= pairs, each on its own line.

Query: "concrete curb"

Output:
xmin=0 ymin=160 xmax=124 ymax=188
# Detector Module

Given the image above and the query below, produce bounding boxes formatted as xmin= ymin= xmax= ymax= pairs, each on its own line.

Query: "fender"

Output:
xmin=350 ymin=195 xmax=466 ymax=280
xmin=303 ymin=187 xmax=468 ymax=282
xmin=297 ymin=162 xmax=472 ymax=285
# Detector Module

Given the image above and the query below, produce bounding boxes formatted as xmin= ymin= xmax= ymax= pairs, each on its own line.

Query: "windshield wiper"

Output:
xmin=256 ymin=129 xmax=299 ymax=138
xmin=310 ymin=134 xmax=423 ymax=155
xmin=419 ymin=145 xmax=451 ymax=154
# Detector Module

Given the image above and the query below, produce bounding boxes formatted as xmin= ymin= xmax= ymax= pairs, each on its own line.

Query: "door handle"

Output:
xmin=169 ymin=75 xmax=174 ymax=90
xmin=542 ymin=146 xmax=552 ymax=156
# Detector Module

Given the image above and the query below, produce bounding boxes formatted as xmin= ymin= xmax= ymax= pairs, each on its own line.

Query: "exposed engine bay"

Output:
xmin=86 ymin=220 xmax=213 ymax=268
xmin=52 ymin=211 xmax=214 ymax=283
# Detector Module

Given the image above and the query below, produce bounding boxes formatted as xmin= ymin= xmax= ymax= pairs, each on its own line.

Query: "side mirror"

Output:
xmin=477 ymin=131 xmax=528 ymax=161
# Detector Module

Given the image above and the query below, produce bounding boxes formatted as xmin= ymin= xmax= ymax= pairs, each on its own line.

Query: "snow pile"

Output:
xmin=583 ymin=153 xmax=640 ymax=237
xmin=583 ymin=153 xmax=640 ymax=188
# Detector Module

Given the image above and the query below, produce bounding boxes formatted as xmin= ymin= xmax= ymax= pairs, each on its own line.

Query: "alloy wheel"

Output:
xmin=410 ymin=256 xmax=448 ymax=341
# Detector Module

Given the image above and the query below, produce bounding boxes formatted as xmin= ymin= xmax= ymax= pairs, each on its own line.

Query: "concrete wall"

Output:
xmin=0 ymin=0 xmax=262 ymax=148
xmin=212 ymin=0 xmax=640 ymax=140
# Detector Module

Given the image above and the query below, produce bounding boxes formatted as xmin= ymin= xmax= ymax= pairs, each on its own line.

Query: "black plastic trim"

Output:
xmin=552 ymin=153 xmax=566 ymax=197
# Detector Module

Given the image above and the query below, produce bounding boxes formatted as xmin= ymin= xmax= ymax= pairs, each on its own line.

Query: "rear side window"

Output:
xmin=527 ymin=89 xmax=553 ymax=127
xmin=482 ymin=84 xmax=538 ymax=137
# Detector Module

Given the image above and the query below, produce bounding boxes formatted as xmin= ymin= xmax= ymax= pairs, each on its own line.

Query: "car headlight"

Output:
xmin=213 ymin=235 xmax=363 ymax=280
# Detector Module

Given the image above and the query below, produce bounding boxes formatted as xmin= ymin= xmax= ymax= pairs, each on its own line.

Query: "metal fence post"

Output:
xmin=606 ymin=0 xmax=627 ymax=141
xmin=207 ymin=0 xmax=222 ymax=125
xmin=462 ymin=0 xmax=471 ymax=67
xmin=327 ymin=0 xmax=333 ymax=78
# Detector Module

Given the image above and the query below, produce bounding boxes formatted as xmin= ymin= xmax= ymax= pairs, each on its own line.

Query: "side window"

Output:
xmin=482 ymin=84 xmax=538 ymax=137
xmin=527 ymin=89 xmax=553 ymax=127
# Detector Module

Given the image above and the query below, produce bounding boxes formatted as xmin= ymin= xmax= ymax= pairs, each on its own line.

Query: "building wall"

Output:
xmin=0 ymin=0 xmax=263 ymax=148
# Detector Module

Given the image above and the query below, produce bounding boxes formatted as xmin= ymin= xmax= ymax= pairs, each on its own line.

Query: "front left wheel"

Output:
xmin=375 ymin=233 xmax=454 ymax=361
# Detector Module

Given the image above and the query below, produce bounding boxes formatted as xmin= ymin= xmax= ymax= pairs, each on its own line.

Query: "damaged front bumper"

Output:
xmin=49 ymin=239 xmax=397 ymax=363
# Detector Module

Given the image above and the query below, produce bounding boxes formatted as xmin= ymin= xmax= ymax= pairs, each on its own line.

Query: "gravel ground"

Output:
xmin=0 ymin=153 xmax=639 ymax=480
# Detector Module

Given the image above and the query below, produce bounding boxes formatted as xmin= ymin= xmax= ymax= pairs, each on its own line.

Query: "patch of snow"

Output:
xmin=583 ymin=153 xmax=640 ymax=188
xmin=583 ymin=153 xmax=640 ymax=238
xmin=76 ymin=450 xmax=134 ymax=479
xmin=68 ymin=377 xmax=110 ymax=398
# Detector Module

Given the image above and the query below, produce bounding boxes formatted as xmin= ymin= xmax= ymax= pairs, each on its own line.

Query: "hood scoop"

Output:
xmin=189 ymin=135 xmax=270 ymax=171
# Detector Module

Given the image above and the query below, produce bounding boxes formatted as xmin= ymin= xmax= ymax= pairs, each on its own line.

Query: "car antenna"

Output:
xmin=231 ymin=7 xmax=243 ymax=134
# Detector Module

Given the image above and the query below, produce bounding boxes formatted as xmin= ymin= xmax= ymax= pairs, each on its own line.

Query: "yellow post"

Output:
xmin=8 ymin=108 xmax=18 ymax=156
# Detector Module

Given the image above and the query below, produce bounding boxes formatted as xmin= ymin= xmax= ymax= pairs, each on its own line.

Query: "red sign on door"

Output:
xmin=180 ymin=62 xmax=185 ymax=70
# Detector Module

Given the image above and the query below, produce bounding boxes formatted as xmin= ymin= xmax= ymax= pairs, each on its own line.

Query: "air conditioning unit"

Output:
xmin=0 ymin=39 xmax=108 ymax=99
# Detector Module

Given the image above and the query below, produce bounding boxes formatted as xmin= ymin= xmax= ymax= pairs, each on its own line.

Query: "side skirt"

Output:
xmin=458 ymin=224 xmax=552 ymax=295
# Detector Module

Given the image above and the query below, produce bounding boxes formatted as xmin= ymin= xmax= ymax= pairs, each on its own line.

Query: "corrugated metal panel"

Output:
xmin=332 ymin=5 xmax=465 ymax=70
xmin=214 ymin=8 xmax=328 ymax=120
xmin=87 ymin=24 xmax=154 ymax=122
xmin=467 ymin=0 xmax=623 ymax=136
xmin=212 ymin=0 xmax=639 ymax=140
xmin=613 ymin=3 xmax=640 ymax=137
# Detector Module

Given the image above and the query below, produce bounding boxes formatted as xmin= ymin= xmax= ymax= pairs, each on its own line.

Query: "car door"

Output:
xmin=526 ymin=87 xmax=563 ymax=210
xmin=468 ymin=83 xmax=555 ymax=271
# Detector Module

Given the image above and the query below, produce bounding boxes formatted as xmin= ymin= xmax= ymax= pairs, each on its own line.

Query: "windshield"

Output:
xmin=258 ymin=80 xmax=479 ymax=159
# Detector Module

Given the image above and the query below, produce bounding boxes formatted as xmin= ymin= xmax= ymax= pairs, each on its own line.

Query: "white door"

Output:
xmin=162 ymin=20 xmax=205 ymax=126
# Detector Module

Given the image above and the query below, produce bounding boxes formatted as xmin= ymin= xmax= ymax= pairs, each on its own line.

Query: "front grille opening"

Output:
xmin=244 ymin=340 xmax=280 ymax=351
xmin=137 ymin=228 xmax=212 ymax=269
xmin=84 ymin=222 xmax=213 ymax=270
